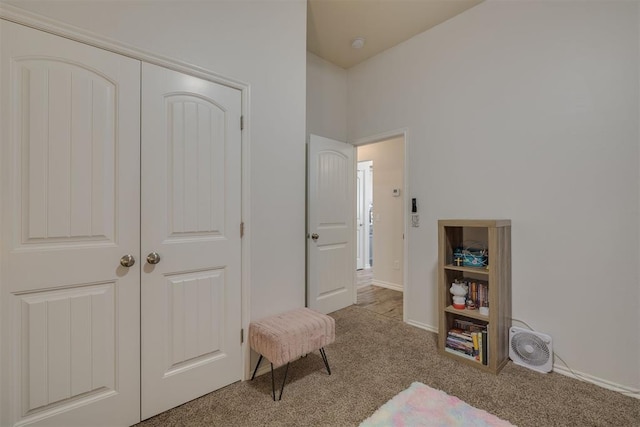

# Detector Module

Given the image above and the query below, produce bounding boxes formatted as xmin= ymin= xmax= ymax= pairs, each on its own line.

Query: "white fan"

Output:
xmin=509 ymin=327 xmax=553 ymax=373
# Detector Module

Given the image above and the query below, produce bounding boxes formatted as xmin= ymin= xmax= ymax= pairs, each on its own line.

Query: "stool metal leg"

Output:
xmin=253 ymin=351 xmax=328 ymax=401
xmin=270 ymin=363 xmax=276 ymax=401
xmin=278 ymin=362 xmax=290 ymax=401
xmin=251 ymin=354 xmax=264 ymax=380
xmin=319 ymin=347 xmax=331 ymax=375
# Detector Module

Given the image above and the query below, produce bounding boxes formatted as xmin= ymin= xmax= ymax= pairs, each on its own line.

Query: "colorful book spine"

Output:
xmin=472 ymin=332 xmax=479 ymax=360
xmin=448 ymin=329 xmax=473 ymax=341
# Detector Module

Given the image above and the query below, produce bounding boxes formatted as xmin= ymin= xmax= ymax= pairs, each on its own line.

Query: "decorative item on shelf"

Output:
xmin=453 ymin=241 xmax=488 ymax=268
xmin=479 ymin=303 xmax=489 ymax=316
xmin=450 ymin=280 xmax=468 ymax=309
xmin=453 ymin=278 xmax=488 ymax=311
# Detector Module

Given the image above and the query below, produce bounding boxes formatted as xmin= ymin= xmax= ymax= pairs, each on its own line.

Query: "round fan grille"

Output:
xmin=510 ymin=332 xmax=550 ymax=366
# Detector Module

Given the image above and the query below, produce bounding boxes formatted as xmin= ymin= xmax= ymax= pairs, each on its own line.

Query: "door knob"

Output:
xmin=146 ymin=252 xmax=161 ymax=265
xmin=120 ymin=254 xmax=135 ymax=267
xmin=311 ymin=233 xmax=319 ymax=241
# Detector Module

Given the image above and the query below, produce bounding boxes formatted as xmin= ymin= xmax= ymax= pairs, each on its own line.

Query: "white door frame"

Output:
xmin=352 ymin=129 xmax=409 ymax=322
xmin=0 ymin=0 xmax=253 ymax=398
xmin=363 ymin=162 xmax=373 ymax=269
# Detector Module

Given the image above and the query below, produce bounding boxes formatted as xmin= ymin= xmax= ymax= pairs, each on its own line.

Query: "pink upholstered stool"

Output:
xmin=249 ymin=307 xmax=335 ymax=400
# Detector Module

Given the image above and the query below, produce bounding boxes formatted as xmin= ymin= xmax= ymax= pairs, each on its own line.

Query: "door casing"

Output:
xmin=357 ymin=160 xmax=373 ymax=270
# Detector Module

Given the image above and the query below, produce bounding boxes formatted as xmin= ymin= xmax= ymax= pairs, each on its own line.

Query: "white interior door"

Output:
xmin=140 ymin=63 xmax=242 ymax=419
xmin=0 ymin=21 xmax=141 ymax=427
xmin=307 ymin=134 xmax=355 ymax=314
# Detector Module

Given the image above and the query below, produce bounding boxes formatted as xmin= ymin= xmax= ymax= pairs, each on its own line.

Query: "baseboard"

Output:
xmin=553 ymin=364 xmax=640 ymax=399
xmin=371 ymin=280 xmax=403 ymax=292
xmin=251 ymin=363 xmax=272 ymax=379
xmin=405 ymin=319 xmax=438 ymax=334
xmin=249 ymin=355 xmax=303 ymax=380
xmin=403 ymin=321 xmax=639 ymax=399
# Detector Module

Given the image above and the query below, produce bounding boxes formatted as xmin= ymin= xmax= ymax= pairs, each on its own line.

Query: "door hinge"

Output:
xmin=240 ymin=328 xmax=244 ymax=344
xmin=240 ymin=115 xmax=244 ymax=130
xmin=240 ymin=222 xmax=245 ymax=238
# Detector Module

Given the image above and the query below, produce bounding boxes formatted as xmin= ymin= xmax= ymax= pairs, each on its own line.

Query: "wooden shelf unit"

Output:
xmin=438 ymin=219 xmax=511 ymax=374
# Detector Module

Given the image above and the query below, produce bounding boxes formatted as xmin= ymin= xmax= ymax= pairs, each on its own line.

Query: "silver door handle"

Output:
xmin=146 ymin=252 xmax=161 ymax=265
xmin=311 ymin=233 xmax=319 ymax=241
xmin=120 ymin=254 xmax=135 ymax=267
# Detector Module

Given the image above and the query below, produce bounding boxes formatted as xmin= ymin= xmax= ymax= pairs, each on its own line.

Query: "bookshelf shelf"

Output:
xmin=438 ymin=219 xmax=512 ymax=374
xmin=444 ymin=305 xmax=489 ymax=322
xmin=443 ymin=265 xmax=490 ymax=276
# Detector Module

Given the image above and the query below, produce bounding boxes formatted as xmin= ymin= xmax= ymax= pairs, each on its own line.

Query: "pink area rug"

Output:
xmin=360 ymin=382 xmax=515 ymax=427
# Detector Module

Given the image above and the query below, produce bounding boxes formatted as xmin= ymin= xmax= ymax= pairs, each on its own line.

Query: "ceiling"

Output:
xmin=307 ymin=0 xmax=483 ymax=69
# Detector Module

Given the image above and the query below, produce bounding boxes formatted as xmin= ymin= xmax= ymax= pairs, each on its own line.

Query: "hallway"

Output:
xmin=356 ymin=269 xmax=403 ymax=321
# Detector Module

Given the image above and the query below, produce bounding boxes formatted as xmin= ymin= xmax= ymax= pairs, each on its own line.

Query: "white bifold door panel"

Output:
xmin=140 ymin=63 xmax=242 ymax=420
xmin=0 ymin=20 xmax=141 ymax=427
xmin=1 ymin=20 xmax=243 ymax=426
xmin=307 ymin=135 xmax=355 ymax=314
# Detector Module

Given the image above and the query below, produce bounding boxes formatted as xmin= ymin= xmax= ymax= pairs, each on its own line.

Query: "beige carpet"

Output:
xmin=138 ymin=305 xmax=639 ymax=427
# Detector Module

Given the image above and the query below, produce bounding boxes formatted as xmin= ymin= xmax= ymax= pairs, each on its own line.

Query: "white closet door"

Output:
xmin=140 ymin=63 xmax=242 ymax=419
xmin=0 ymin=21 xmax=141 ymax=427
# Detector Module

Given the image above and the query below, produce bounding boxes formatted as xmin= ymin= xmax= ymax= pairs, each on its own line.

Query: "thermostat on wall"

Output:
xmin=392 ymin=189 xmax=401 ymax=197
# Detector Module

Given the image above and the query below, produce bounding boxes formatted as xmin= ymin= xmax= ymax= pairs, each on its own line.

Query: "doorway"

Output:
xmin=355 ymin=136 xmax=405 ymax=320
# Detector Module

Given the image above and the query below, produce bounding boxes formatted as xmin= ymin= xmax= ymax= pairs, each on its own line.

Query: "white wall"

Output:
xmin=357 ymin=138 xmax=404 ymax=289
xmin=348 ymin=0 xmax=640 ymax=390
xmin=307 ymin=52 xmax=348 ymax=142
xmin=4 ymin=0 xmax=308 ymax=320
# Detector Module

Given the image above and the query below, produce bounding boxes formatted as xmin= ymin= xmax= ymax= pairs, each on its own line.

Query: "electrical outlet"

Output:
xmin=393 ymin=260 xmax=400 ymax=270
xmin=411 ymin=214 xmax=419 ymax=227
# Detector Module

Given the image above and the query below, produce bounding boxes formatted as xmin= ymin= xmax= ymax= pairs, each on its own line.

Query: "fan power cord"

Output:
xmin=509 ymin=318 xmax=640 ymax=397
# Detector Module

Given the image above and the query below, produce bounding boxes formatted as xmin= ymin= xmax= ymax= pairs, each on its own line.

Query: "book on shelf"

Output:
xmin=448 ymin=328 xmax=473 ymax=341
xmin=446 ymin=336 xmax=472 ymax=347
xmin=446 ymin=318 xmax=488 ymax=364
xmin=445 ymin=344 xmax=473 ymax=355
xmin=481 ymin=330 xmax=488 ymax=365
xmin=452 ymin=318 xmax=486 ymax=333
xmin=444 ymin=346 xmax=477 ymax=362
xmin=471 ymin=332 xmax=479 ymax=361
